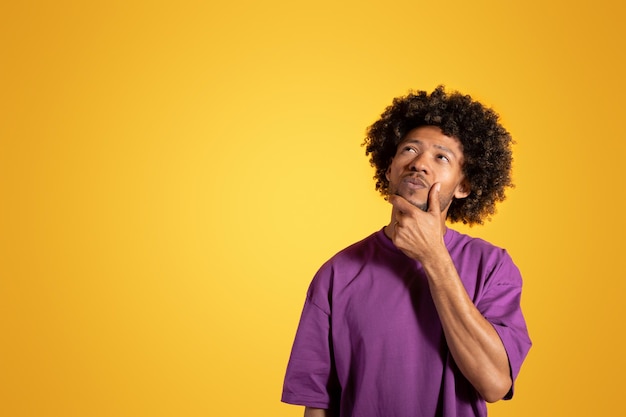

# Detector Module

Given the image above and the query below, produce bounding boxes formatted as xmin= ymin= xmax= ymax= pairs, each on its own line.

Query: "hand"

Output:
xmin=388 ymin=183 xmax=448 ymax=262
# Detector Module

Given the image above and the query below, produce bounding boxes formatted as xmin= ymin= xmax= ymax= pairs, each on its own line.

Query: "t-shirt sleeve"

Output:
xmin=477 ymin=251 xmax=532 ymax=400
xmin=282 ymin=267 xmax=338 ymax=408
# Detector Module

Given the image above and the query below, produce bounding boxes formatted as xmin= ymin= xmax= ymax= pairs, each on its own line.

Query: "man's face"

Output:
xmin=386 ymin=125 xmax=470 ymax=213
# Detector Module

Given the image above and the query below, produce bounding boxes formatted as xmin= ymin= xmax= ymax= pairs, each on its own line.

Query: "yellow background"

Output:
xmin=1 ymin=1 xmax=625 ymax=416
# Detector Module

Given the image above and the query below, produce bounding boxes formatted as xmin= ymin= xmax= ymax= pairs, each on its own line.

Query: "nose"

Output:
xmin=408 ymin=152 xmax=429 ymax=173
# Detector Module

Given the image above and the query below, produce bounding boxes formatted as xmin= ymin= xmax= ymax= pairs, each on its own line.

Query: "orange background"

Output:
xmin=1 ymin=1 xmax=625 ymax=416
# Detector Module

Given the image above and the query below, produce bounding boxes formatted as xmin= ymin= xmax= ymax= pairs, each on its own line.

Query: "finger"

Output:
xmin=390 ymin=204 xmax=403 ymax=225
xmin=428 ymin=183 xmax=441 ymax=214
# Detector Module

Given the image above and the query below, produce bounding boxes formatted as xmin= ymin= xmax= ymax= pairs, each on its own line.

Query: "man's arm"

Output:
xmin=389 ymin=186 xmax=511 ymax=402
xmin=304 ymin=407 xmax=330 ymax=417
xmin=420 ymin=249 xmax=511 ymax=402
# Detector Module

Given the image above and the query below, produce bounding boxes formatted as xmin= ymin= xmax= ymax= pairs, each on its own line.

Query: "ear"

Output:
xmin=454 ymin=178 xmax=471 ymax=199
xmin=385 ymin=165 xmax=391 ymax=181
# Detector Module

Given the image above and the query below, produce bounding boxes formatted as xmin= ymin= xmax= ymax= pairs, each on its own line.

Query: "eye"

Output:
xmin=437 ymin=154 xmax=450 ymax=163
xmin=402 ymin=146 xmax=417 ymax=153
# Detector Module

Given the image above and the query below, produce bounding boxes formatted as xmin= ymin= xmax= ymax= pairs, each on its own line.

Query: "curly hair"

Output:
xmin=363 ymin=85 xmax=514 ymax=225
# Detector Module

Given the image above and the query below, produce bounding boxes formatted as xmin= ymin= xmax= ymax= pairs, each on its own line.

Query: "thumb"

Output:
xmin=428 ymin=183 xmax=441 ymax=214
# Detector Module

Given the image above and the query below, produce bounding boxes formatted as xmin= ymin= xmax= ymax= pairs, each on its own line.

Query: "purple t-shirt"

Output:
xmin=282 ymin=228 xmax=531 ymax=417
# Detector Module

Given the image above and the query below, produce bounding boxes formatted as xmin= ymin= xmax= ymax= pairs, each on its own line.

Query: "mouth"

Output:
xmin=402 ymin=175 xmax=428 ymax=190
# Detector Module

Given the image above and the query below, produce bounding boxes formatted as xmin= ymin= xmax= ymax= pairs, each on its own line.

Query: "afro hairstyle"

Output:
xmin=363 ymin=85 xmax=514 ymax=225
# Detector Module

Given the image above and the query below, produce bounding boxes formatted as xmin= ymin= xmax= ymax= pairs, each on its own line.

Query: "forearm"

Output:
xmin=304 ymin=407 xmax=330 ymax=417
xmin=423 ymin=253 xmax=511 ymax=402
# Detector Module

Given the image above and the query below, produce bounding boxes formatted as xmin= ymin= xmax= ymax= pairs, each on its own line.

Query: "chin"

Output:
xmin=394 ymin=192 xmax=428 ymax=212
xmin=410 ymin=200 xmax=428 ymax=212
xmin=405 ymin=194 xmax=429 ymax=212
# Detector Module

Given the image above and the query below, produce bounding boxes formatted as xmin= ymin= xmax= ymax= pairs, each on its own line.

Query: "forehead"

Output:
xmin=399 ymin=126 xmax=464 ymax=154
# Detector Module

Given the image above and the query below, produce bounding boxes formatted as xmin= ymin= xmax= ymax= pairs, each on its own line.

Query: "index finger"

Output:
xmin=388 ymin=194 xmax=414 ymax=214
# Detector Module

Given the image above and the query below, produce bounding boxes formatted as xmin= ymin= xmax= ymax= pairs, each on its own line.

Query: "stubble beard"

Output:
xmin=390 ymin=185 xmax=455 ymax=213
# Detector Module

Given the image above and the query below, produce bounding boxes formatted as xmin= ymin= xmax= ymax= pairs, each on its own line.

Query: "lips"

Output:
xmin=402 ymin=175 xmax=428 ymax=190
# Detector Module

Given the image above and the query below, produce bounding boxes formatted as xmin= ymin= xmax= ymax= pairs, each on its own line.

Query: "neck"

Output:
xmin=384 ymin=212 xmax=448 ymax=240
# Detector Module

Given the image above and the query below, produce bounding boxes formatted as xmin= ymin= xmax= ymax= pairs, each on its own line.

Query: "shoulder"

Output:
xmin=446 ymin=228 xmax=501 ymax=253
xmin=312 ymin=230 xmax=381 ymax=282
xmin=446 ymin=228 xmax=513 ymax=262
xmin=321 ymin=228 xmax=392 ymax=268
xmin=307 ymin=229 xmax=396 ymax=299
xmin=446 ymin=228 xmax=521 ymax=287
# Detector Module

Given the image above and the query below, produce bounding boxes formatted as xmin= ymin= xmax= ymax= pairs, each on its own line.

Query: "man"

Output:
xmin=282 ymin=86 xmax=532 ymax=417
